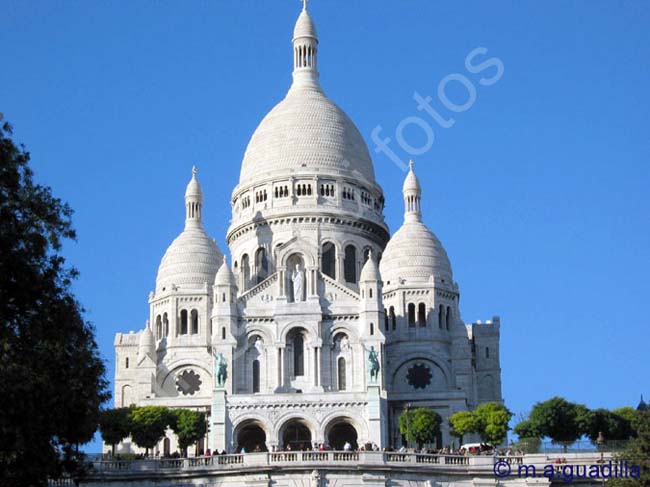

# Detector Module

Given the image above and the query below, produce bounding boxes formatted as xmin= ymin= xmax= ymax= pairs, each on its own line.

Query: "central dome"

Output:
xmin=239 ymin=85 xmax=376 ymax=186
xmin=238 ymin=7 xmax=376 ymax=188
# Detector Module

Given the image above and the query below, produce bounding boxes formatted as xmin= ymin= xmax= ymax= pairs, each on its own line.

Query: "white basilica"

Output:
xmin=112 ymin=4 xmax=502 ymax=456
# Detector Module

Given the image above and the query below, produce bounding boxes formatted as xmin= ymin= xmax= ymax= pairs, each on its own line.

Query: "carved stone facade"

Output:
xmin=112 ymin=4 xmax=502 ymax=457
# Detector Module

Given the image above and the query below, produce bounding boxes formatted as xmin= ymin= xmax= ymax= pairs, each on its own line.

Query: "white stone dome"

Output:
xmin=214 ymin=257 xmax=236 ymax=287
xmin=238 ymin=85 xmax=376 ymax=186
xmin=155 ymin=168 xmax=223 ymax=293
xmin=155 ymin=227 xmax=222 ymax=292
xmin=380 ymin=222 xmax=453 ymax=287
xmin=360 ymin=252 xmax=381 ymax=282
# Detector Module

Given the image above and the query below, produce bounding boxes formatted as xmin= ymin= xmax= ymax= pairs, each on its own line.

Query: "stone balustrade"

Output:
xmin=89 ymin=451 xmax=611 ymax=476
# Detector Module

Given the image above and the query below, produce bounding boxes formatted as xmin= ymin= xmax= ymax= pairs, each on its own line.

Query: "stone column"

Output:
xmin=277 ymin=346 xmax=285 ymax=390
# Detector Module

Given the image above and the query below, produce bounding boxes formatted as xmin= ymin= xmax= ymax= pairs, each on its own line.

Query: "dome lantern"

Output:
xmin=185 ymin=166 xmax=203 ymax=228
xmin=292 ymin=0 xmax=319 ymax=89
xmin=403 ymin=160 xmax=422 ymax=223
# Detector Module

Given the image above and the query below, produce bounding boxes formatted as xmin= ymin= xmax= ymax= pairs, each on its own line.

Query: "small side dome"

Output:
xmin=293 ymin=8 xmax=317 ymax=40
xmin=380 ymin=222 xmax=453 ymax=287
xmin=155 ymin=227 xmax=222 ymax=292
xmin=155 ymin=167 xmax=223 ymax=292
xmin=137 ymin=324 xmax=155 ymax=362
xmin=380 ymin=160 xmax=453 ymax=287
xmin=360 ymin=251 xmax=381 ymax=282
xmin=215 ymin=256 xmax=236 ymax=287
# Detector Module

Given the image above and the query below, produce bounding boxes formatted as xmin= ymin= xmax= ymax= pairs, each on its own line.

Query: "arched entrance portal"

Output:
xmin=235 ymin=421 xmax=267 ymax=452
xmin=281 ymin=419 xmax=312 ymax=451
xmin=326 ymin=419 xmax=358 ymax=450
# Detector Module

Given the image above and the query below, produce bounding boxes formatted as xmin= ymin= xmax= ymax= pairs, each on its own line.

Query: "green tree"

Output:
xmin=0 ymin=118 xmax=109 ymax=487
xmin=473 ymin=402 xmax=513 ymax=445
xmin=513 ymin=419 xmax=542 ymax=453
xmin=399 ymin=407 xmax=442 ymax=449
xmin=528 ymin=397 xmax=589 ymax=451
xmin=170 ymin=409 xmax=207 ymax=457
xmin=449 ymin=410 xmax=478 ymax=446
xmin=585 ymin=408 xmax=634 ymax=444
xmin=129 ymin=406 xmax=173 ymax=456
xmin=99 ymin=407 xmax=134 ymax=456
xmin=612 ymin=407 xmax=638 ymax=439
xmin=608 ymin=410 xmax=650 ymax=487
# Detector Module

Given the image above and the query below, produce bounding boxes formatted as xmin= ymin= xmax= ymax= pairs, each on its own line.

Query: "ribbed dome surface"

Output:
xmin=239 ymin=86 xmax=376 ymax=185
xmin=380 ymin=221 xmax=453 ymax=287
xmin=215 ymin=258 xmax=236 ymax=287
xmin=403 ymin=167 xmax=421 ymax=192
xmin=293 ymin=9 xmax=317 ymax=39
xmin=156 ymin=226 xmax=223 ymax=292
xmin=360 ymin=254 xmax=381 ymax=282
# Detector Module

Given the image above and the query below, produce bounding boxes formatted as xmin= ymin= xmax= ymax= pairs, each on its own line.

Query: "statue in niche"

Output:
xmin=254 ymin=337 xmax=264 ymax=354
xmin=339 ymin=335 xmax=350 ymax=351
xmin=291 ymin=264 xmax=305 ymax=302
xmin=367 ymin=346 xmax=380 ymax=383
xmin=213 ymin=352 xmax=228 ymax=388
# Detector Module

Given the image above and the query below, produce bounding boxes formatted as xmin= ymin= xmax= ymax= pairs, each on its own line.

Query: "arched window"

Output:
xmin=408 ymin=303 xmax=416 ymax=327
xmin=446 ymin=306 xmax=451 ymax=330
xmin=163 ymin=313 xmax=169 ymax=337
xmin=221 ymin=327 xmax=226 ymax=340
xmin=293 ymin=333 xmax=304 ymax=377
xmin=180 ymin=310 xmax=188 ymax=335
xmin=369 ymin=288 xmax=373 ymax=298
xmin=241 ymin=254 xmax=250 ymax=289
xmin=191 ymin=309 xmax=199 ymax=334
xmin=344 ymin=245 xmax=357 ymax=283
xmin=155 ymin=315 xmax=162 ymax=339
xmin=438 ymin=305 xmax=444 ymax=329
xmin=337 ymin=357 xmax=346 ymax=391
xmin=370 ymin=323 xmax=375 ymax=335
xmin=485 ymin=347 xmax=490 ymax=359
xmin=418 ymin=303 xmax=427 ymax=327
xmin=255 ymin=248 xmax=268 ymax=284
xmin=390 ymin=306 xmax=396 ymax=330
xmin=125 ymin=357 xmax=129 ymax=369
xmin=252 ymin=360 xmax=260 ymax=393
xmin=322 ymin=242 xmax=336 ymax=279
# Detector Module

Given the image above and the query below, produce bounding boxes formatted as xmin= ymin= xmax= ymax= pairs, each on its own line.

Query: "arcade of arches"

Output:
xmin=235 ymin=418 xmax=360 ymax=452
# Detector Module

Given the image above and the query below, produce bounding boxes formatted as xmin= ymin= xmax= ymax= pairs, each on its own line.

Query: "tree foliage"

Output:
xmin=585 ymin=408 xmax=635 ymax=443
xmin=129 ymin=406 xmax=173 ymax=455
xmin=170 ymin=409 xmax=207 ymax=456
xmin=0 ymin=118 xmax=109 ymax=486
xmin=399 ymin=408 xmax=442 ymax=448
xmin=99 ymin=407 xmax=134 ymax=456
xmin=449 ymin=410 xmax=478 ymax=445
xmin=527 ymin=397 xmax=589 ymax=447
xmin=448 ymin=403 xmax=512 ymax=446
xmin=473 ymin=402 xmax=513 ymax=445
xmin=608 ymin=410 xmax=650 ymax=487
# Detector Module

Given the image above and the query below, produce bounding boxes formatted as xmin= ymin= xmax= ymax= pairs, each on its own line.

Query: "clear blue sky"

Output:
xmin=2 ymin=1 xmax=649 ymax=451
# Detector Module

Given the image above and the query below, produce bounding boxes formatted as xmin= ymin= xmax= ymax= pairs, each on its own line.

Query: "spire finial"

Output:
xmin=302 ymin=0 xmax=308 ymax=11
xmin=409 ymin=160 xmax=414 ymax=171
xmin=192 ymin=165 xmax=197 ymax=177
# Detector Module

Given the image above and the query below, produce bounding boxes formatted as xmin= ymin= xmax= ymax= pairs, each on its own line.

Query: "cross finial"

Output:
xmin=192 ymin=165 xmax=197 ymax=176
xmin=302 ymin=0 xmax=308 ymax=11
xmin=409 ymin=159 xmax=414 ymax=171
